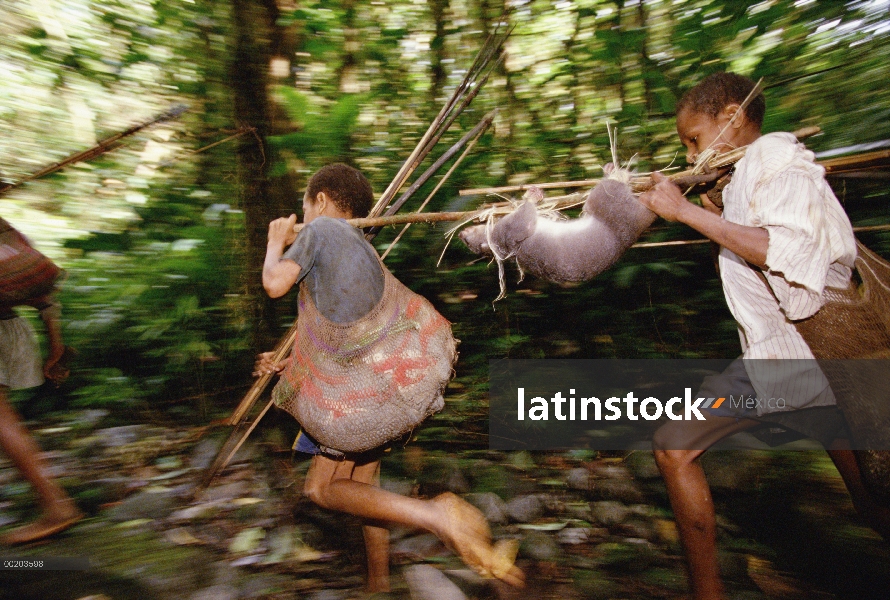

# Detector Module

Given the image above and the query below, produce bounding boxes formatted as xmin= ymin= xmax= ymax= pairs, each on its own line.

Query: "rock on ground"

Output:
xmin=464 ymin=492 xmax=509 ymax=524
xmin=404 ymin=564 xmax=469 ymax=600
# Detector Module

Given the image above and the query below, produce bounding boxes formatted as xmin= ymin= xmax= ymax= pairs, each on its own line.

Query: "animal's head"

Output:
xmin=458 ymin=224 xmax=491 ymax=256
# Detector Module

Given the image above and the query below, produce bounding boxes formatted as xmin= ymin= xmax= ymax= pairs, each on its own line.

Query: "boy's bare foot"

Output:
xmin=0 ymin=499 xmax=83 ymax=545
xmin=432 ymin=492 xmax=525 ymax=587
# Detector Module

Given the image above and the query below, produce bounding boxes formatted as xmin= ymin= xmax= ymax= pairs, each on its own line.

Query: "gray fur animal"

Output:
xmin=458 ymin=177 xmax=656 ymax=284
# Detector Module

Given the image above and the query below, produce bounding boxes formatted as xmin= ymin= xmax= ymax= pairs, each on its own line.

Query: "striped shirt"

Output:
xmin=719 ymin=132 xmax=857 ymax=414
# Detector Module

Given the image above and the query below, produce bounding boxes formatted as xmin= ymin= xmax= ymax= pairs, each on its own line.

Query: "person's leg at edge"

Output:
xmin=0 ymin=387 xmax=82 ymax=544
xmin=826 ymin=440 xmax=890 ymax=539
xmin=352 ymin=458 xmax=390 ymax=592
xmin=653 ymin=415 xmax=761 ymax=600
xmin=303 ymin=453 xmax=524 ymax=587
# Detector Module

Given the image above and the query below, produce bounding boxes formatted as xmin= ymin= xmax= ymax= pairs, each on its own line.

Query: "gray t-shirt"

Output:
xmin=281 ymin=217 xmax=384 ymax=323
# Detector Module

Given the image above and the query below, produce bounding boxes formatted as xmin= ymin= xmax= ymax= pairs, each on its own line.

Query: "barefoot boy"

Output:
xmin=256 ymin=163 xmax=522 ymax=591
xmin=638 ymin=73 xmax=890 ymax=600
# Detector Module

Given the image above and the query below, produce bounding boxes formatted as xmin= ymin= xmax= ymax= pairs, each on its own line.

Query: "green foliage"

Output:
xmin=69 ymin=368 xmax=143 ymax=408
xmin=268 ymin=88 xmax=366 ymax=168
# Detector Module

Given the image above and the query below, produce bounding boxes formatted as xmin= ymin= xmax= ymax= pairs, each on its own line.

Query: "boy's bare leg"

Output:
xmin=653 ymin=415 xmax=761 ymax=600
xmin=0 ymin=388 xmax=82 ymax=544
xmin=827 ymin=441 xmax=890 ymax=539
xmin=352 ymin=458 xmax=390 ymax=592
xmin=304 ymin=453 xmax=523 ymax=587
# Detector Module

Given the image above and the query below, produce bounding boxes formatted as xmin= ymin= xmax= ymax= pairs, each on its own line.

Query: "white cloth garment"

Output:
xmin=0 ymin=316 xmax=44 ymax=390
xmin=718 ymin=132 xmax=857 ymax=414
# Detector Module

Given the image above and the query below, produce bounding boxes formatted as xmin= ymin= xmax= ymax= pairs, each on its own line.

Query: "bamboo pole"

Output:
xmin=295 ymin=171 xmax=729 ymax=233
xmin=628 ymin=223 xmax=890 ymax=250
xmin=369 ymin=27 xmax=509 ymax=217
xmin=297 ymin=210 xmax=487 ymax=232
xmin=821 ymin=149 xmax=890 ymax=175
xmin=223 ymin=326 xmax=295 ymax=426
xmin=293 ymin=142 xmax=890 ymax=235
xmin=458 ymin=167 xmax=729 ymax=197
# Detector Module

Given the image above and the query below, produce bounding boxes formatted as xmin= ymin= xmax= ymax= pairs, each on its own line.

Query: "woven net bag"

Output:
xmin=272 ymin=266 xmax=457 ymax=454
xmin=794 ymin=241 xmax=890 ymax=500
xmin=0 ymin=217 xmax=62 ymax=306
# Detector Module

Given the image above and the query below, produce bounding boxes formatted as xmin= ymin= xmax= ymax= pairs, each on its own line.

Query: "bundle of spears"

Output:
xmin=196 ymin=25 xmax=512 ymax=493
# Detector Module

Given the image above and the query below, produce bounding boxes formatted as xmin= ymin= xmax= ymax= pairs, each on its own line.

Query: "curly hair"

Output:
xmin=676 ymin=72 xmax=765 ymax=127
xmin=306 ymin=163 xmax=374 ymax=218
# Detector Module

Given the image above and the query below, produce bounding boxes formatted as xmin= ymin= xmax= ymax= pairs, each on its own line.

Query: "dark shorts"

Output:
xmin=292 ymin=429 xmax=393 ymax=460
xmin=292 ymin=429 xmax=322 ymax=455
xmin=700 ymin=358 xmax=850 ymax=448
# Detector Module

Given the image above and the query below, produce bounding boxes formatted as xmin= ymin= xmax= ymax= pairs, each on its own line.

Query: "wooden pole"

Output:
xmin=458 ymin=168 xmax=730 ymax=197
xmin=459 ymin=141 xmax=889 ymax=199
xmin=821 ymin=149 xmax=890 ymax=175
xmin=629 ymin=223 xmax=890 ymax=250
xmin=296 ymin=210 xmax=486 ymax=232
xmin=223 ymin=324 xmax=296 ymax=426
xmin=0 ymin=105 xmax=187 ymax=196
xmin=458 ymin=126 xmax=823 ymax=197
xmin=369 ymin=28 xmax=509 ymax=217
xmin=298 ymin=171 xmax=730 ymax=233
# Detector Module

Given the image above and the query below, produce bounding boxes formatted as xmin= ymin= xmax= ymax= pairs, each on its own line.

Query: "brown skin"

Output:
xmin=0 ymin=295 xmax=82 ymax=545
xmin=652 ymin=416 xmax=763 ymax=600
xmin=0 ymin=389 xmax=83 ymax=544
xmin=641 ymin=105 xmax=890 ymax=600
xmin=262 ymin=191 xmax=349 ymax=299
xmin=257 ymin=194 xmax=524 ymax=590
xmin=638 ymin=104 xmax=768 ymax=269
xmin=33 ymin=296 xmax=66 ymax=382
xmin=654 ymin=416 xmax=890 ymax=600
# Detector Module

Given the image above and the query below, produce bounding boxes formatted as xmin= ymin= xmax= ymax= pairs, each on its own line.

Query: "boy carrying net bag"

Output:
xmin=255 ymin=163 xmax=522 ymax=592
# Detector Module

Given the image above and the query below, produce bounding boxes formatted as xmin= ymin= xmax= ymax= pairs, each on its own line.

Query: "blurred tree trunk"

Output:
xmin=193 ymin=0 xmax=235 ymax=190
xmin=636 ymin=1 xmax=655 ymax=116
xmin=337 ymin=0 xmax=358 ymax=95
xmin=231 ymin=0 xmax=278 ymax=348
xmin=263 ymin=0 xmax=302 ymax=230
xmin=429 ymin=0 xmax=449 ymax=103
xmin=565 ymin=5 xmax=584 ymax=179
xmin=336 ymin=0 xmax=359 ymax=165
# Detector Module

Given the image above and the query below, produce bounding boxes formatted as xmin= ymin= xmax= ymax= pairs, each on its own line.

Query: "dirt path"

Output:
xmin=0 ymin=412 xmax=888 ymax=600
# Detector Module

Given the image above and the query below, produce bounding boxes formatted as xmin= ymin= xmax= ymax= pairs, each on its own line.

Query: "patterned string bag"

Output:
xmin=793 ymin=241 xmax=890 ymax=501
xmin=0 ymin=217 xmax=62 ymax=305
xmin=272 ymin=265 xmax=458 ymax=454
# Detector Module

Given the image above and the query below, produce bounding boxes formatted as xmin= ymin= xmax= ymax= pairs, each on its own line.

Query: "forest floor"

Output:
xmin=1 ymin=406 xmax=889 ymax=600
